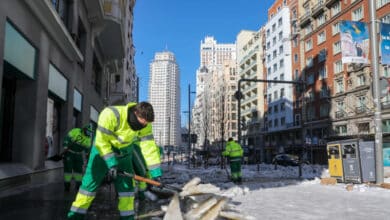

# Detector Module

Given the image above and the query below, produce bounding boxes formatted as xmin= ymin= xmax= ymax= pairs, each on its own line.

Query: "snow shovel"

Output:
xmin=119 ymin=171 xmax=182 ymax=193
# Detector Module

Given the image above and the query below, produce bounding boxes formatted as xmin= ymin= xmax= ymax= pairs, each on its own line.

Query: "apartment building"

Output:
xmin=0 ymin=0 xmax=131 ymax=189
xmin=262 ymin=0 xmax=300 ymax=162
xmin=149 ymin=51 xmax=181 ymax=147
xmin=298 ymin=0 xmax=390 ymax=163
xmin=236 ymin=29 xmax=266 ymax=161
xmin=192 ymin=36 xmax=236 ymax=149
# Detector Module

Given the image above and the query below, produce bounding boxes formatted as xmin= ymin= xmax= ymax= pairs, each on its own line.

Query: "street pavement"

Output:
xmin=0 ymin=181 xmax=121 ymax=220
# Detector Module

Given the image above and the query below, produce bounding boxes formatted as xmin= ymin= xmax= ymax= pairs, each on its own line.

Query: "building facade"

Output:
xmin=236 ymin=28 xmax=266 ymax=162
xmin=298 ymin=0 xmax=390 ymax=164
xmin=192 ymin=36 xmax=236 ymax=150
xmin=0 ymin=0 xmax=132 ymax=189
xmin=149 ymin=51 xmax=181 ymax=147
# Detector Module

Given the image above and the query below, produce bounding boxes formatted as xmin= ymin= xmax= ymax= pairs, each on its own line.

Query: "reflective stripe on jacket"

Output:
xmin=136 ymin=123 xmax=161 ymax=172
xmin=222 ymin=141 xmax=243 ymax=158
xmin=95 ymin=102 xmax=139 ymax=168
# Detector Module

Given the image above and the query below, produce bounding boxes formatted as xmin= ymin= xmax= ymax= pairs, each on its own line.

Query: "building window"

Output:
xmin=267 ymin=42 xmax=271 ymax=49
xmin=334 ymin=60 xmax=343 ymax=73
xmin=266 ymin=29 xmax=270 ymax=37
xmin=279 ymin=31 xmax=283 ymax=41
xmin=274 ymin=118 xmax=279 ymax=127
xmin=278 ymin=18 xmax=283 ymax=27
xmin=316 ymin=13 xmax=326 ymax=26
xmin=357 ymin=74 xmax=366 ymax=86
xmin=352 ymin=7 xmax=363 ymax=21
xmin=273 ymin=63 xmax=277 ymax=72
xmin=335 ymin=125 xmax=347 ymax=135
xmin=319 ymin=65 xmax=327 ymax=79
xmin=318 ymin=31 xmax=326 ymax=44
xmin=331 ymin=1 xmax=341 ymax=17
xmin=279 ymin=45 xmax=284 ymax=54
xmin=358 ymin=96 xmax=366 ymax=108
xmin=274 ymin=105 xmax=279 ymax=113
xmin=294 ymin=54 xmax=298 ymax=63
xmin=280 ymin=73 xmax=285 ymax=81
xmin=272 ymin=23 xmax=276 ymax=32
xmin=280 ymin=59 xmax=284 ymax=68
xmin=336 ymin=79 xmax=344 ymax=93
xmin=320 ymin=103 xmax=330 ymax=117
xmin=305 ymin=24 xmax=313 ymax=35
xmin=320 ymin=85 xmax=330 ymax=98
xmin=294 ymin=69 xmax=299 ymax=79
xmin=381 ymin=13 xmax=390 ymax=23
xmin=280 ymin=102 xmax=286 ymax=112
xmin=332 ymin=22 xmax=340 ymax=35
xmin=273 ymin=37 xmax=276 ymax=46
xmin=384 ymin=66 xmax=390 ymax=77
xmin=281 ymin=117 xmax=286 ymax=126
xmin=377 ymin=0 xmax=389 ymax=9
xmin=333 ymin=41 xmax=341 ymax=54
xmin=306 ymin=57 xmax=313 ymax=68
xmin=305 ymin=39 xmax=313 ymax=51
xmin=319 ymin=49 xmax=327 ymax=62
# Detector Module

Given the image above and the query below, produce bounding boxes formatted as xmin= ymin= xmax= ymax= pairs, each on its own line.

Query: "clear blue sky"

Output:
xmin=133 ymin=0 xmax=275 ymax=125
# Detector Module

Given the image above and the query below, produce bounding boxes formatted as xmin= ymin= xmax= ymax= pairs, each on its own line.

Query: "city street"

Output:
xmin=1 ymin=164 xmax=390 ymax=220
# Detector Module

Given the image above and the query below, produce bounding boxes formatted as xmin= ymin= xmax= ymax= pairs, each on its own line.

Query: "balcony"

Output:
xmin=335 ymin=111 xmax=345 ymax=119
xmin=311 ymin=1 xmax=325 ymax=17
xmin=83 ymin=0 xmax=105 ymax=24
xmin=355 ymin=106 xmax=367 ymax=114
xmin=325 ymin=0 xmax=339 ymax=8
xmin=96 ymin=0 xmax=125 ymax=60
xmin=299 ymin=11 xmax=312 ymax=27
xmin=382 ymin=101 xmax=390 ymax=110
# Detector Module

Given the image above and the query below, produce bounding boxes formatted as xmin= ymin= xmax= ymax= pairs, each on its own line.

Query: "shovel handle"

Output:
xmin=120 ymin=171 xmax=162 ymax=187
xmin=133 ymin=175 xmax=162 ymax=187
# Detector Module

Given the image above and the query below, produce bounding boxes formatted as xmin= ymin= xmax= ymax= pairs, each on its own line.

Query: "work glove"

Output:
xmin=107 ymin=166 xmax=118 ymax=181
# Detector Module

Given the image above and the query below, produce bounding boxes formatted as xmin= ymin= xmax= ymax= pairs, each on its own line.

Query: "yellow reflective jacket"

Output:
xmin=222 ymin=140 xmax=243 ymax=158
xmin=95 ymin=102 xmax=151 ymax=169
xmin=135 ymin=123 xmax=162 ymax=178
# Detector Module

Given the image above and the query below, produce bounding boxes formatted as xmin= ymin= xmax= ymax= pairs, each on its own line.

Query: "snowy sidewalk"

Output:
xmin=235 ymin=179 xmax=390 ymax=220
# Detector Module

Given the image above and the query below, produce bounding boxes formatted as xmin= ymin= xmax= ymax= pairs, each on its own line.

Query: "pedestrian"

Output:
xmin=62 ymin=124 xmax=94 ymax=192
xmin=222 ymin=138 xmax=244 ymax=184
xmin=67 ymin=102 xmax=161 ymax=220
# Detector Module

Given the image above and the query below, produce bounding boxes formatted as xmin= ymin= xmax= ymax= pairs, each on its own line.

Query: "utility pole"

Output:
xmin=368 ymin=0 xmax=383 ymax=184
xmin=188 ymin=84 xmax=191 ymax=168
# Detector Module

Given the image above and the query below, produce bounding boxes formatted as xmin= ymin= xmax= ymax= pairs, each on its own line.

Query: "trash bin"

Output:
xmin=341 ymin=140 xmax=361 ymax=183
xmin=358 ymin=141 xmax=376 ymax=183
xmin=327 ymin=142 xmax=344 ymax=182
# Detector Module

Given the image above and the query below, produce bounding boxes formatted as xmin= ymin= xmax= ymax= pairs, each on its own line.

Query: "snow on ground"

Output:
xmin=161 ymin=163 xmax=390 ymax=220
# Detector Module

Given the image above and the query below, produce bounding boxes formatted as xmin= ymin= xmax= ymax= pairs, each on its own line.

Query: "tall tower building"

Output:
xmin=149 ymin=51 xmax=181 ymax=147
xmin=192 ymin=36 xmax=236 ymax=149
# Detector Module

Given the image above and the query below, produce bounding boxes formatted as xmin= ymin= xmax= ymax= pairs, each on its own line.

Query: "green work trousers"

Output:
xmin=63 ymin=152 xmax=84 ymax=188
xmin=67 ymin=146 xmax=135 ymax=220
xmin=229 ymin=157 xmax=242 ymax=182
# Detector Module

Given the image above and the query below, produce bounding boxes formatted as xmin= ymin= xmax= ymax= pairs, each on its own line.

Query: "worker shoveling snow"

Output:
xmin=157 ymin=177 xmax=254 ymax=220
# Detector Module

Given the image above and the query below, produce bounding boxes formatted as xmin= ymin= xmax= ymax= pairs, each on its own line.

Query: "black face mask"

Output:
xmin=128 ymin=108 xmax=146 ymax=131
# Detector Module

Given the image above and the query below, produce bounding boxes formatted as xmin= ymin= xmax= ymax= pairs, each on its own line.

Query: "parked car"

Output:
xmin=272 ymin=154 xmax=309 ymax=166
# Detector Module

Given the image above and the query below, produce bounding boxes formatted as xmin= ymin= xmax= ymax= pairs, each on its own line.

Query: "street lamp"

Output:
xmin=187 ymin=84 xmax=196 ymax=167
